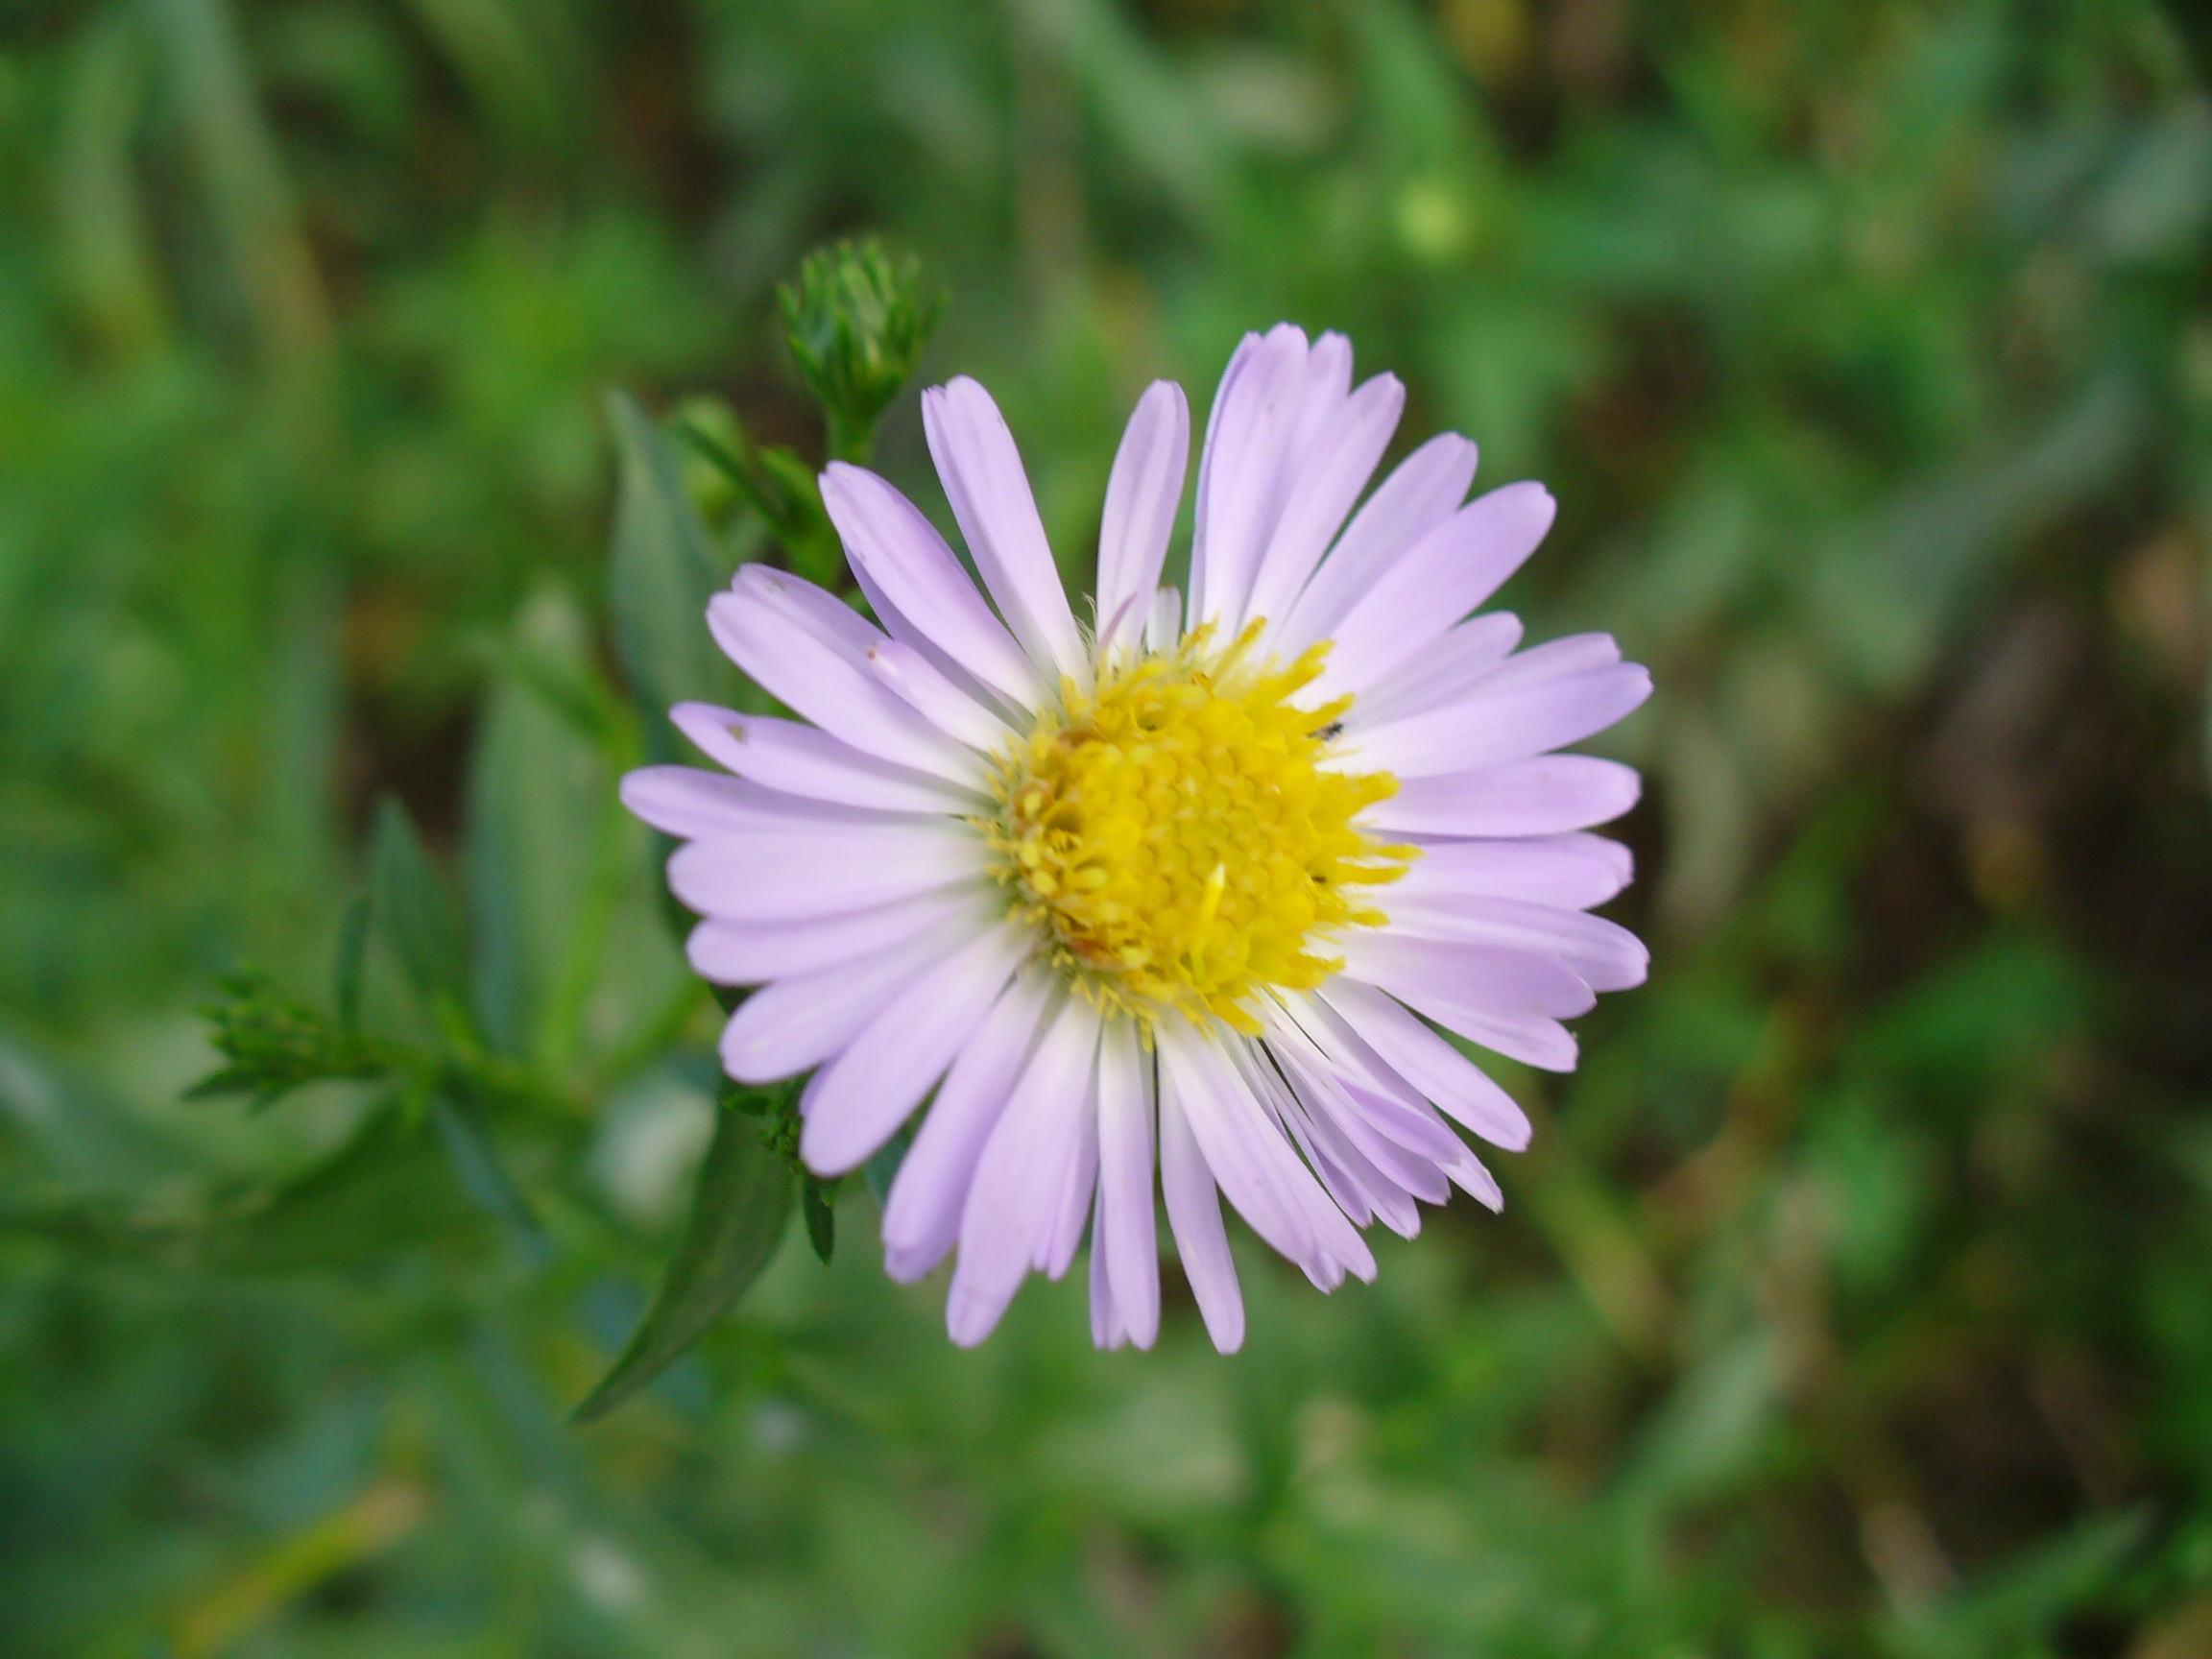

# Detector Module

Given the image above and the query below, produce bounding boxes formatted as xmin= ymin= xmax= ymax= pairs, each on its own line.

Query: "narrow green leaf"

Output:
xmin=141 ymin=0 xmax=332 ymax=371
xmin=463 ymin=589 xmax=613 ymax=1060
xmin=671 ymin=402 xmax=836 ymax=580
xmin=401 ymin=0 xmax=567 ymax=156
xmin=572 ymin=1104 xmax=793 ymax=1424
xmin=802 ymin=1174 xmax=835 ymax=1264
xmin=751 ymin=444 xmax=843 ymax=588
xmin=1880 ymin=1506 xmax=2152 ymax=1659
xmin=368 ymin=796 xmax=470 ymax=1022
xmin=427 ymin=1091 xmax=538 ymax=1237
xmin=206 ymin=1105 xmax=491 ymax=1274
xmin=606 ymin=388 xmax=740 ymax=747
xmin=333 ymin=891 xmax=370 ymax=1031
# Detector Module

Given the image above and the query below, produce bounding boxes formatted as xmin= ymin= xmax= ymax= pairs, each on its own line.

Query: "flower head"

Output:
xmin=622 ymin=325 xmax=1651 ymax=1351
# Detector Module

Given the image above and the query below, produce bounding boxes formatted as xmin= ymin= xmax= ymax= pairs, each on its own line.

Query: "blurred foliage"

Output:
xmin=4 ymin=0 xmax=2212 ymax=1656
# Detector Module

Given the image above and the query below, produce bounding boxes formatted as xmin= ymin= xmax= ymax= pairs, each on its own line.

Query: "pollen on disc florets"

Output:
xmin=986 ymin=620 xmax=1414 ymax=1035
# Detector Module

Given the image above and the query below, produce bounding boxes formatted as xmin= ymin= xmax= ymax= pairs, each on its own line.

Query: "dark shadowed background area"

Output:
xmin=5 ymin=1 xmax=2212 ymax=1654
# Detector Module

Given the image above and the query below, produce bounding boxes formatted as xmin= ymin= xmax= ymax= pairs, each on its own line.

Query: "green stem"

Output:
xmin=826 ymin=413 xmax=874 ymax=469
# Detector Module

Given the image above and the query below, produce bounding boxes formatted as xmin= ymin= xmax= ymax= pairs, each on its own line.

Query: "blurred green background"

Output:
xmin=6 ymin=0 xmax=2212 ymax=1654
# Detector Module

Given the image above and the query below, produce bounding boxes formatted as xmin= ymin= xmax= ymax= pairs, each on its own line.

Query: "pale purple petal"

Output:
xmin=1469 ymin=632 xmax=1625 ymax=694
xmin=1381 ymin=891 xmax=1650 ymax=993
xmin=1343 ymin=613 xmax=1525 ymax=730
xmin=1397 ymin=996 xmax=1577 ymax=1071
xmin=1314 ymin=979 xmax=1534 ymax=1150
xmin=1394 ymin=833 xmax=1635 ymax=910
xmin=1094 ymin=1017 xmax=1160 ymax=1348
xmin=718 ymin=909 xmax=989 ymax=1083
xmin=1439 ymin=1141 xmax=1504 ymax=1211
xmin=1089 ymin=1187 xmax=1128 ymax=1349
xmin=1338 ymin=663 xmax=1653 ymax=779
xmin=686 ymin=886 xmax=987 ymax=983
xmin=1285 ymin=331 xmax=1355 ymax=474
xmin=1187 ymin=334 xmax=1261 ymax=627
xmin=1281 ymin=1071 xmax=1422 ymax=1238
xmin=1095 ymin=381 xmax=1190 ymax=656
xmin=667 ymin=825 xmax=987 ymax=923
xmin=922 ymin=378 xmax=1090 ymax=687
xmin=1190 ymin=324 xmax=1309 ymax=630
xmin=1238 ymin=1049 xmax=1378 ymax=1289
xmin=865 ymin=639 xmax=1015 ymax=752
xmin=709 ymin=575 xmax=986 ymax=788
xmin=1158 ymin=1022 xmax=1374 ymax=1287
xmin=669 ymin=703 xmax=976 ymax=815
xmin=1337 ymin=1077 xmax=1470 ymax=1175
xmin=1315 ymin=481 xmax=1556 ymax=698
xmin=1261 ymin=1003 xmax=1464 ymax=1189
xmin=1364 ymin=757 xmax=1642 ymax=837
xmin=881 ymin=969 xmax=1056 ymax=1282
xmin=1273 ymin=432 xmax=1479 ymax=656
xmin=728 ymin=562 xmax=876 ymax=647
xmin=621 ymin=765 xmax=925 ymax=841
xmin=1337 ymin=935 xmax=1593 ymax=1071
xmin=1145 ymin=585 xmax=1182 ymax=653
xmin=800 ymin=919 xmax=1034 ymax=1176
xmin=946 ymin=997 xmax=1103 ymax=1346
xmin=1327 ymin=955 xmax=1575 ymax=1083
xmin=1229 ymin=1042 xmax=1372 ymax=1231
xmin=820 ymin=462 xmax=1046 ymax=709
xmin=1154 ymin=1019 xmax=1312 ymax=1267
xmin=1338 ymin=933 xmax=1597 ymax=1021
xmin=1158 ymin=1061 xmax=1244 ymax=1354
xmin=1310 ymin=1089 xmax=1445 ymax=1224
xmin=838 ymin=550 xmax=1006 ymax=720
xmin=1242 ymin=373 xmax=1405 ymax=634
xmin=1038 ymin=1072 xmax=1099 ymax=1279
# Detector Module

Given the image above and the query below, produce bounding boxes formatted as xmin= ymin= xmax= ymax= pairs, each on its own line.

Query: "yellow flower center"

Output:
xmin=988 ymin=622 xmax=1412 ymax=1035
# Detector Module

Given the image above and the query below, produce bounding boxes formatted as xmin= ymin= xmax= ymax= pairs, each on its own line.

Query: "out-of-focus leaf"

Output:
xmin=57 ymin=13 xmax=168 ymax=359
xmin=1879 ymin=1507 xmax=2152 ymax=1659
xmin=204 ymin=1106 xmax=490 ymax=1273
xmin=1820 ymin=373 xmax=2144 ymax=691
xmin=368 ymin=797 xmax=471 ymax=1025
xmin=400 ymin=0 xmax=567 ymax=156
xmin=572 ymin=1102 xmax=792 ymax=1423
xmin=141 ymin=0 xmax=330 ymax=370
xmin=1619 ymin=1329 xmax=1781 ymax=1512
xmin=464 ymin=589 xmax=612 ymax=1061
xmin=606 ymin=388 xmax=741 ymax=745
xmin=1020 ymin=0 xmax=1227 ymax=223
xmin=332 ymin=892 xmax=370 ymax=1032
xmin=427 ymin=1091 xmax=537 ymax=1237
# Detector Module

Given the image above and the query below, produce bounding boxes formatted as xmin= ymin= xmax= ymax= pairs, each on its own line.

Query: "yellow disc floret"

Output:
xmin=987 ymin=621 xmax=1413 ymax=1035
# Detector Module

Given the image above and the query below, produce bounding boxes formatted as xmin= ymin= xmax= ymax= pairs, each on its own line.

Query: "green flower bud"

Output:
xmin=778 ymin=238 xmax=945 ymax=464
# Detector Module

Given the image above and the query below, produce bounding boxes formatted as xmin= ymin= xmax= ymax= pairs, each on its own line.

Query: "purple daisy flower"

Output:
xmin=622 ymin=325 xmax=1651 ymax=1352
